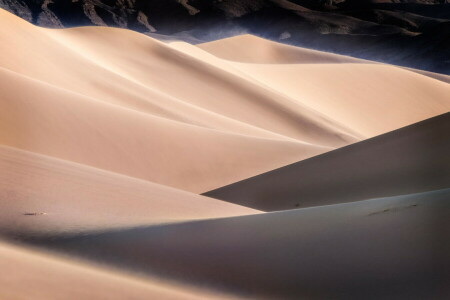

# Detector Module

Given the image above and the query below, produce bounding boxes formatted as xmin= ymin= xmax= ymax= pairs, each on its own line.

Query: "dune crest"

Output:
xmin=0 ymin=144 xmax=259 ymax=236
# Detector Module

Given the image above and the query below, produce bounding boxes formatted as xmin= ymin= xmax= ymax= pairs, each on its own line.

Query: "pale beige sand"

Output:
xmin=198 ymin=34 xmax=366 ymax=64
xmin=0 ymin=9 xmax=361 ymax=193
xmin=0 ymin=240 xmax=237 ymax=300
xmin=17 ymin=189 xmax=450 ymax=299
xmin=198 ymin=34 xmax=450 ymax=84
xmin=1 ymin=9 xmax=448 ymax=194
xmin=205 ymin=113 xmax=450 ymax=211
xmin=230 ymin=62 xmax=450 ymax=137
xmin=0 ymin=64 xmax=331 ymax=193
xmin=0 ymin=145 xmax=258 ymax=236
xmin=0 ymin=8 xmax=360 ymax=147
xmin=1 ymin=7 xmax=450 ymax=300
xmin=199 ymin=35 xmax=450 ymax=138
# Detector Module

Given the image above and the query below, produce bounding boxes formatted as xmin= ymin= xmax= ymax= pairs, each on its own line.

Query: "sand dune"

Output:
xmin=1 ymin=7 xmax=450 ymax=299
xmin=1 ymin=9 xmax=448 ymax=195
xmin=200 ymin=35 xmax=450 ymax=137
xmin=0 ymin=9 xmax=359 ymax=146
xmin=0 ymin=145 xmax=258 ymax=236
xmin=17 ymin=189 xmax=450 ymax=299
xmin=0 ymin=9 xmax=365 ymax=193
xmin=231 ymin=62 xmax=450 ymax=137
xmin=0 ymin=64 xmax=330 ymax=193
xmin=0 ymin=241 xmax=236 ymax=300
xmin=205 ymin=113 xmax=450 ymax=211
xmin=198 ymin=34 xmax=367 ymax=64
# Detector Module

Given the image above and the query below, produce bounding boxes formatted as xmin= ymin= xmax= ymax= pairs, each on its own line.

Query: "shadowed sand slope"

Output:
xmin=15 ymin=189 xmax=450 ymax=300
xmin=204 ymin=113 xmax=450 ymax=211
xmin=0 ymin=241 xmax=237 ymax=300
xmin=0 ymin=145 xmax=258 ymax=236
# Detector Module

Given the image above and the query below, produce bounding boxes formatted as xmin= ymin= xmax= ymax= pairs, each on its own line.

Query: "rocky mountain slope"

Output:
xmin=1 ymin=0 xmax=449 ymax=73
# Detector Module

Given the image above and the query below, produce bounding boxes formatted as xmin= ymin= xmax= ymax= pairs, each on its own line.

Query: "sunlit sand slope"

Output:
xmin=0 ymin=145 xmax=258 ymax=236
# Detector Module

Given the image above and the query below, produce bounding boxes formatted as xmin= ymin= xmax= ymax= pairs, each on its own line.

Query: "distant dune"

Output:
xmin=1 ymin=0 xmax=448 ymax=73
xmin=1 ymin=9 xmax=449 ymax=194
xmin=0 ymin=7 xmax=449 ymax=300
xmin=198 ymin=34 xmax=367 ymax=64
xmin=205 ymin=113 xmax=450 ymax=211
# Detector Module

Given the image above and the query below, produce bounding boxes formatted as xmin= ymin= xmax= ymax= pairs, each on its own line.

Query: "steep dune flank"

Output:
xmin=205 ymin=113 xmax=450 ymax=211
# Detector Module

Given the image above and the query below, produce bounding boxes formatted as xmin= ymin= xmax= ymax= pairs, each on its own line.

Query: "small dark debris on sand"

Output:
xmin=368 ymin=204 xmax=418 ymax=216
xmin=23 ymin=212 xmax=47 ymax=216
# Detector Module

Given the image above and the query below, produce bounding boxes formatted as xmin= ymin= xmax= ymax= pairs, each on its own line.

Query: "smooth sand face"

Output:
xmin=0 ymin=241 xmax=238 ymax=300
xmin=197 ymin=34 xmax=368 ymax=64
xmin=0 ymin=9 xmax=362 ymax=194
xmin=1 ymin=7 xmax=450 ymax=300
xmin=1 ymin=9 xmax=448 ymax=194
xmin=205 ymin=113 xmax=450 ymax=211
xmin=0 ymin=145 xmax=259 ymax=236
xmin=199 ymin=35 xmax=450 ymax=138
xmin=230 ymin=62 xmax=450 ymax=137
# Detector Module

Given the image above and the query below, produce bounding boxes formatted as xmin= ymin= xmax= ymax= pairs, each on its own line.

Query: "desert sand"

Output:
xmin=0 ymin=7 xmax=449 ymax=300
xmin=18 ymin=189 xmax=450 ymax=299
xmin=0 ymin=144 xmax=258 ymax=236
xmin=0 ymin=240 xmax=237 ymax=300
xmin=199 ymin=35 xmax=450 ymax=137
xmin=205 ymin=113 xmax=450 ymax=211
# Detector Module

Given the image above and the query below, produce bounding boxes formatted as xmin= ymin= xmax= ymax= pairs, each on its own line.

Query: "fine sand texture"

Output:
xmin=0 ymin=240 xmax=238 ymax=300
xmin=1 ymin=9 xmax=450 ymax=193
xmin=199 ymin=35 xmax=450 ymax=137
xmin=0 ymin=9 xmax=362 ymax=194
xmin=1 ymin=7 xmax=450 ymax=300
xmin=0 ymin=145 xmax=258 ymax=236
xmin=16 ymin=189 xmax=450 ymax=300
xmin=205 ymin=113 xmax=450 ymax=211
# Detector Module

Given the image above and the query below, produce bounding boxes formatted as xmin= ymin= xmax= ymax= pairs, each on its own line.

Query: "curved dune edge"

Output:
xmin=204 ymin=113 xmax=450 ymax=211
xmin=228 ymin=62 xmax=450 ymax=137
xmin=197 ymin=34 xmax=368 ymax=64
xmin=0 ymin=7 xmax=449 ymax=300
xmin=0 ymin=144 xmax=259 ymax=236
xmin=0 ymin=240 xmax=238 ymax=300
xmin=198 ymin=34 xmax=450 ymax=84
xmin=0 ymin=8 xmax=361 ymax=193
xmin=1 ymin=9 xmax=449 ymax=193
